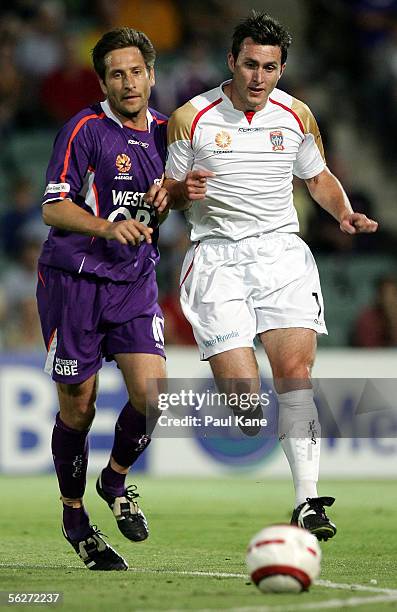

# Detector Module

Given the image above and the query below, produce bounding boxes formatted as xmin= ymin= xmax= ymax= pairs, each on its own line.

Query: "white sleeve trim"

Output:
xmin=166 ymin=140 xmax=194 ymax=181
xmin=42 ymin=196 xmax=72 ymax=206
xmin=293 ymin=133 xmax=325 ymax=179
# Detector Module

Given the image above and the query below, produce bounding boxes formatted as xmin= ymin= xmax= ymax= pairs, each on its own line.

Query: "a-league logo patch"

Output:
xmin=115 ymin=153 xmax=132 ymax=173
xmin=215 ymin=131 xmax=232 ymax=149
xmin=269 ymin=130 xmax=285 ymax=151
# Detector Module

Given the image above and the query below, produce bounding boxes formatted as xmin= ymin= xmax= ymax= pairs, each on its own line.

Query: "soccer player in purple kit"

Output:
xmin=36 ymin=28 xmax=169 ymax=570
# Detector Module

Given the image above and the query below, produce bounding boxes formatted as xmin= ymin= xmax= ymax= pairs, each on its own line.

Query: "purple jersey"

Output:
xmin=38 ymin=100 xmax=167 ymax=282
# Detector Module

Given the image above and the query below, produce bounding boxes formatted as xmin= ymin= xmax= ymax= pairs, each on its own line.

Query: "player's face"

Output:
xmin=227 ymin=38 xmax=285 ymax=111
xmin=100 ymin=46 xmax=155 ymax=124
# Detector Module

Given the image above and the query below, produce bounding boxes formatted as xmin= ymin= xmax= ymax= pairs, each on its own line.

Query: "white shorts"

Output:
xmin=179 ymin=233 xmax=327 ymax=360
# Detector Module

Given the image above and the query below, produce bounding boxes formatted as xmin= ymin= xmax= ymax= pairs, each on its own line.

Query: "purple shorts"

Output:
xmin=36 ymin=264 xmax=165 ymax=384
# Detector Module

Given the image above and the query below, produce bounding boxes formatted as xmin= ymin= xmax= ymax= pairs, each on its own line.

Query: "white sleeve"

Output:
xmin=293 ymin=133 xmax=326 ymax=179
xmin=166 ymin=140 xmax=195 ymax=181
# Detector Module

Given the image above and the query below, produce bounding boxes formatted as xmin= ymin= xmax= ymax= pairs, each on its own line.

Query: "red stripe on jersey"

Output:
xmin=180 ymin=242 xmax=200 ymax=288
xmin=245 ymin=111 xmax=255 ymax=124
xmin=152 ymin=114 xmax=167 ymax=125
xmin=47 ymin=328 xmax=57 ymax=353
xmin=269 ymin=98 xmax=305 ymax=134
xmin=60 ymin=112 xmax=105 ymax=197
xmin=92 ymin=179 xmax=99 ymax=217
xmin=190 ymin=98 xmax=222 ymax=142
xmin=38 ymin=269 xmax=46 ymax=288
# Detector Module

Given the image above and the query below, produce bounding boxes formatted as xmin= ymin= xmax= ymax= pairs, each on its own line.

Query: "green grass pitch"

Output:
xmin=1 ymin=476 xmax=396 ymax=611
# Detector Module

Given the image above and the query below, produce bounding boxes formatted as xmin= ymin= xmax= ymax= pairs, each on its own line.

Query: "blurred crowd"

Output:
xmin=0 ymin=0 xmax=396 ymax=351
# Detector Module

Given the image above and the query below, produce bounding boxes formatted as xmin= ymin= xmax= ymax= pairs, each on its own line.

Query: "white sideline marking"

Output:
xmin=134 ymin=569 xmax=248 ymax=579
xmin=2 ymin=563 xmax=397 ymax=609
xmin=2 ymin=563 xmax=397 ymax=597
xmin=129 ymin=568 xmax=397 ymax=610
xmin=142 ymin=594 xmax=397 ymax=612
xmin=128 ymin=567 xmax=397 ymax=596
xmin=315 ymin=578 xmax=397 ymax=595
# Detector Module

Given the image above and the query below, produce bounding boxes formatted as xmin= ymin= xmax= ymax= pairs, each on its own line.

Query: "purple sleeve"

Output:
xmin=42 ymin=112 xmax=96 ymax=206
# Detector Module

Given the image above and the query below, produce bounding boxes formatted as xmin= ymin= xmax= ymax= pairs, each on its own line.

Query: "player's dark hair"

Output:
xmin=232 ymin=12 xmax=292 ymax=64
xmin=92 ymin=27 xmax=156 ymax=81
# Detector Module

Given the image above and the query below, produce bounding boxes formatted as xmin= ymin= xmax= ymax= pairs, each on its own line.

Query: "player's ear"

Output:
xmin=99 ymin=78 xmax=108 ymax=96
xmin=227 ymin=52 xmax=235 ymax=74
xmin=148 ymin=66 xmax=155 ymax=86
xmin=278 ymin=63 xmax=286 ymax=80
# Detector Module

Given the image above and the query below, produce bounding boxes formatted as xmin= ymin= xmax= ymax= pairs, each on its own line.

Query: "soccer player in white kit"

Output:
xmin=160 ymin=12 xmax=378 ymax=540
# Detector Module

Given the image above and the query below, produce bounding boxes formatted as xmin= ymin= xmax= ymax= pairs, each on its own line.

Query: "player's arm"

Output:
xmin=293 ymin=100 xmax=378 ymax=235
xmin=144 ymin=176 xmax=170 ymax=218
xmin=163 ymin=170 xmax=215 ymax=211
xmin=43 ymin=199 xmax=153 ymax=245
xmin=305 ymin=168 xmax=378 ymax=234
xmin=161 ymin=103 xmax=215 ymax=211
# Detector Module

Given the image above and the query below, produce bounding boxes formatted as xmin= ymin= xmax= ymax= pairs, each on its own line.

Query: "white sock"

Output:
xmin=277 ymin=388 xmax=321 ymax=508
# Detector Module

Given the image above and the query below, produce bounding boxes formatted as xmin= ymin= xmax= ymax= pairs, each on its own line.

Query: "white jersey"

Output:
xmin=166 ymin=81 xmax=326 ymax=241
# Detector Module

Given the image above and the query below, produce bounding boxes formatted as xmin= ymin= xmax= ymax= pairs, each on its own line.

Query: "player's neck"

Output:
xmin=112 ymin=105 xmax=148 ymax=131
xmin=223 ymin=82 xmax=268 ymax=113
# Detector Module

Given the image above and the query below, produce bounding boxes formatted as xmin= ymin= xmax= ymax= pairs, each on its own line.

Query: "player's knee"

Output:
xmin=273 ymin=357 xmax=313 ymax=381
xmin=128 ymin=389 xmax=163 ymax=420
xmin=75 ymin=402 xmax=96 ymax=424
xmin=61 ymin=402 xmax=96 ymax=431
xmin=128 ymin=389 xmax=148 ymax=413
xmin=58 ymin=378 xmax=98 ymax=429
xmin=216 ymin=378 xmax=260 ymax=397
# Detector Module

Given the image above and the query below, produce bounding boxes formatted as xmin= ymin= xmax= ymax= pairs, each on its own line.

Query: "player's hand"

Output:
xmin=102 ymin=219 xmax=153 ymax=245
xmin=144 ymin=183 xmax=169 ymax=214
xmin=339 ymin=212 xmax=378 ymax=234
xmin=183 ymin=169 xmax=215 ymax=200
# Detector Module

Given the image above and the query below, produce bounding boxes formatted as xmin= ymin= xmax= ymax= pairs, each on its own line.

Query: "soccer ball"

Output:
xmin=246 ymin=524 xmax=321 ymax=593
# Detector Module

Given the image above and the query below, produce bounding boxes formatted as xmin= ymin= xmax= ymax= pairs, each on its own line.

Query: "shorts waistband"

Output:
xmin=199 ymin=232 xmax=295 ymax=246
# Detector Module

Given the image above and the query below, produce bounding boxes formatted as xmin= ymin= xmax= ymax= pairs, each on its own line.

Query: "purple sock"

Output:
xmin=51 ymin=412 xmax=89 ymax=499
xmin=62 ymin=504 xmax=90 ymax=541
xmin=110 ymin=401 xmax=156 ymax=469
xmin=100 ymin=462 xmax=127 ymax=497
